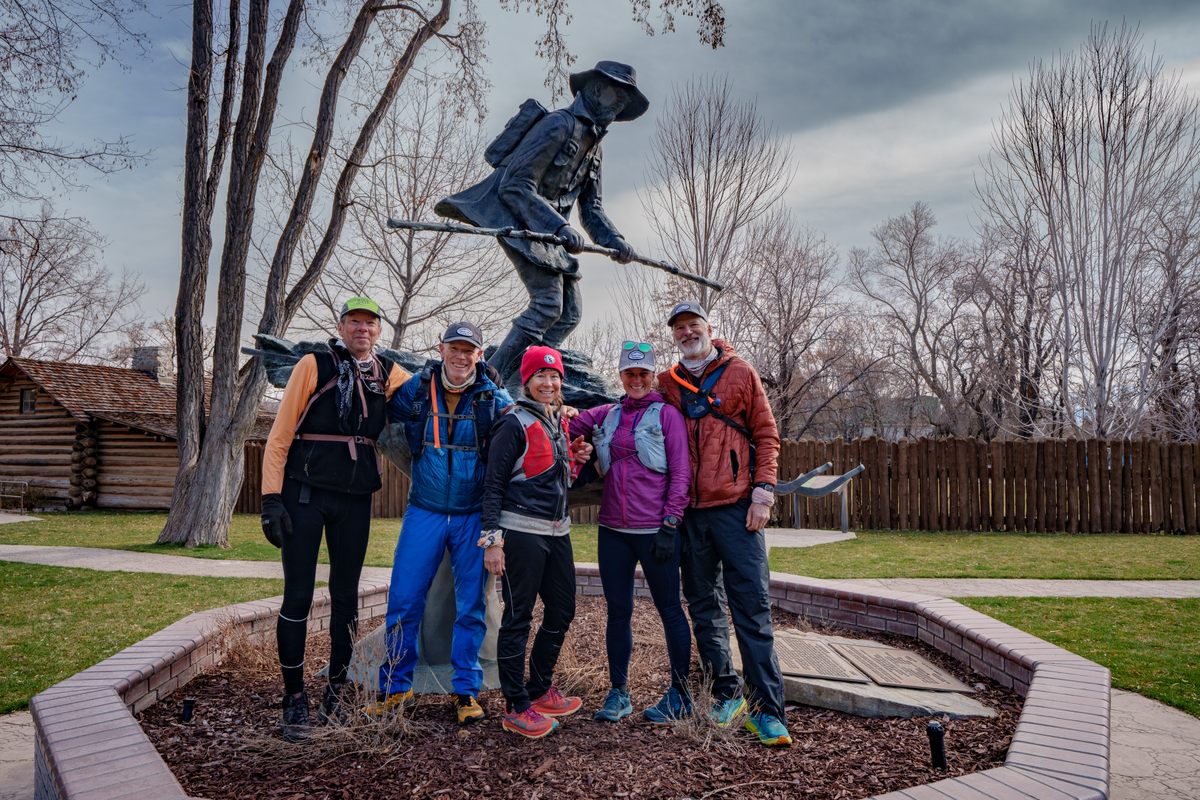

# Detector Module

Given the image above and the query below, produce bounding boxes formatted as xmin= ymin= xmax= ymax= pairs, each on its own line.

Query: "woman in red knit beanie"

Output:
xmin=478 ymin=345 xmax=592 ymax=738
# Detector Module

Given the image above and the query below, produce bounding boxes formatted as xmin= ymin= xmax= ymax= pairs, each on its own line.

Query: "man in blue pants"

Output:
xmin=372 ymin=322 xmax=511 ymax=724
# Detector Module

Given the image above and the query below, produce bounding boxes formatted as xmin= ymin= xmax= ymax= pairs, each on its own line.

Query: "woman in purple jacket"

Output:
xmin=569 ymin=341 xmax=692 ymax=723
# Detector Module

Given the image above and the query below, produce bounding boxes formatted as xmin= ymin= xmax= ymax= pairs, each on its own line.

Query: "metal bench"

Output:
xmin=0 ymin=479 xmax=29 ymax=513
xmin=776 ymin=461 xmax=865 ymax=533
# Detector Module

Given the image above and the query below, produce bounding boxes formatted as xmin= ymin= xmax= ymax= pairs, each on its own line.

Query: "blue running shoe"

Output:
xmin=643 ymin=687 xmax=693 ymax=724
xmin=745 ymin=711 xmax=792 ymax=746
xmin=710 ymin=696 xmax=747 ymax=728
xmin=593 ymin=687 xmax=633 ymax=722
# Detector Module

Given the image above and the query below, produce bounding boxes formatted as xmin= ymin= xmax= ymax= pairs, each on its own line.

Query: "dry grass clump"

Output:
xmin=201 ymin=616 xmax=429 ymax=767
xmin=205 ymin=613 xmax=278 ymax=676
xmin=664 ymin=678 xmax=750 ymax=755
xmin=552 ymin=635 xmax=609 ymax=696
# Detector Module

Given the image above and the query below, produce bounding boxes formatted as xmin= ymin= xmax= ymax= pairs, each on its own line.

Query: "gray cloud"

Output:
xmin=26 ymin=1 xmax=1200 ymax=327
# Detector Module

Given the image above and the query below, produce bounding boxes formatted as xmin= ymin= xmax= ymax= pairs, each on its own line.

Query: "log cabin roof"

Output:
xmin=0 ymin=357 xmax=273 ymax=440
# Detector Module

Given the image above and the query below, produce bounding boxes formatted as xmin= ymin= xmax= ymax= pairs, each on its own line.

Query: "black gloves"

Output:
xmin=652 ymin=522 xmax=677 ymax=562
xmin=556 ymin=224 xmax=586 ymax=254
xmin=612 ymin=239 xmax=636 ymax=264
xmin=261 ymin=493 xmax=292 ymax=548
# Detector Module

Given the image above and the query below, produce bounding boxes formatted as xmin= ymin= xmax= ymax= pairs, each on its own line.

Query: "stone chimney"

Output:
xmin=131 ymin=346 xmax=161 ymax=381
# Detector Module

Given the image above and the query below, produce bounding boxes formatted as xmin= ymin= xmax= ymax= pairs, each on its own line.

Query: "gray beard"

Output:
xmin=681 ymin=346 xmax=718 ymax=377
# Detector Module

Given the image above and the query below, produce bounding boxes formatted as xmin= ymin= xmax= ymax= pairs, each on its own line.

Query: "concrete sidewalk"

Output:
xmin=0 ymin=544 xmax=394 ymax=583
xmin=5 ymin=543 xmax=1199 ymax=598
xmin=821 ymin=576 xmax=1200 ymax=598
xmin=3 ymin=537 xmax=1199 ymax=799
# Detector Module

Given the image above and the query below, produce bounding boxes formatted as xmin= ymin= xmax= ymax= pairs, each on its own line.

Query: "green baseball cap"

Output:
xmin=339 ymin=296 xmax=382 ymax=319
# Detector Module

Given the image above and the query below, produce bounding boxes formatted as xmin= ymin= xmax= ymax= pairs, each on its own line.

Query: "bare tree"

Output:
xmin=961 ymin=218 xmax=1062 ymax=439
xmin=721 ymin=209 xmax=871 ymax=438
xmin=163 ymin=0 xmax=727 ymax=548
xmin=639 ymin=75 xmax=792 ymax=310
xmin=0 ymin=204 xmax=143 ymax=360
xmin=849 ymin=203 xmax=980 ymax=436
xmin=0 ymin=0 xmax=148 ymax=205
xmin=108 ymin=315 xmax=217 ymax=382
xmin=296 ymin=70 xmax=518 ymax=351
xmin=980 ymin=22 xmax=1200 ymax=437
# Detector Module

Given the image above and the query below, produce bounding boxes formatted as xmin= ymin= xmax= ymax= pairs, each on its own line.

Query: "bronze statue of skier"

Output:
xmin=435 ymin=60 xmax=649 ymax=384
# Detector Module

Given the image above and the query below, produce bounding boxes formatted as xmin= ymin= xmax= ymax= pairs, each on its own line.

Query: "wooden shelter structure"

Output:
xmin=0 ymin=349 xmax=271 ymax=510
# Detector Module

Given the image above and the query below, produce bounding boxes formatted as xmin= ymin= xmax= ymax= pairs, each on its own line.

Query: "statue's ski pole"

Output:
xmin=385 ymin=217 xmax=723 ymax=292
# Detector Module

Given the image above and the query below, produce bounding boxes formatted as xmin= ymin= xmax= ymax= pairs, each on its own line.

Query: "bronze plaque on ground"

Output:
xmin=774 ymin=635 xmax=870 ymax=682
xmin=830 ymin=643 xmax=973 ymax=692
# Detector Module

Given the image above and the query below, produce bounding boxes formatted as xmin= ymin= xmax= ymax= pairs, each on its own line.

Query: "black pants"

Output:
xmin=277 ymin=480 xmax=373 ymax=695
xmin=597 ymin=526 xmax=691 ymax=692
xmin=496 ymin=529 xmax=576 ymax=711
xmin=681 ymin=499 xmax=786 ymax=719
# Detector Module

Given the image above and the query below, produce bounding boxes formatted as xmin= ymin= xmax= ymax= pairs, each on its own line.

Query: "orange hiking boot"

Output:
xmin=529 ymin=685 xmax=582 ymax=718
xmin=502 ymin=707 xmax=559 ymax=739
xmin=454 ymin=694 xmax=486 ymax=725
xmin=363 ymin=688 xmax=415 ymax=718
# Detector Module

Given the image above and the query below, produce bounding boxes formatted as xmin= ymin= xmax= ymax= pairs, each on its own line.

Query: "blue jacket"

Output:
xmin=388 ymin=362 xmax=512 ymax=515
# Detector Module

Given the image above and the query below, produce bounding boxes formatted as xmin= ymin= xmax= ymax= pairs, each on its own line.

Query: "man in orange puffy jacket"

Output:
xmin=656 ymin=300 xmax=791 ymax=747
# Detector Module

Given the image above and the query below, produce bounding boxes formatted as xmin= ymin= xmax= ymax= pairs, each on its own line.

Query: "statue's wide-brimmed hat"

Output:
xmin=569 ymin=60 xmax=649 ymax=122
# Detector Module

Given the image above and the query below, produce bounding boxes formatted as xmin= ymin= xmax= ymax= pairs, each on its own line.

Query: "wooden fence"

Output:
xmin=237 ymin=438 xmax=1200 ymax=533
xmin=776 ymin=438 xmax=1199 ymax=533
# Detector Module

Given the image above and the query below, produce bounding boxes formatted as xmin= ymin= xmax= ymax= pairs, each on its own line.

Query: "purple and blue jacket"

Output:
xmin=569 ymin=391 xmax=690 ymax=532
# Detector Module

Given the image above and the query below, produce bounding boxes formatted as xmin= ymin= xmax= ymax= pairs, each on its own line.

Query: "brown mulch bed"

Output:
xmin=140 ymin=597 xmax=1020 ymax=800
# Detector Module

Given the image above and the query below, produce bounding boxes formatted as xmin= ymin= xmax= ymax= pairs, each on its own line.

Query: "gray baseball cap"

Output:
xmin=618 ymin=340 xmax=656 ymax=372
xmin=442 ymin=321 xmax=483 ymax=348
xmin=667 ymin=300 xmax=708 ymax=326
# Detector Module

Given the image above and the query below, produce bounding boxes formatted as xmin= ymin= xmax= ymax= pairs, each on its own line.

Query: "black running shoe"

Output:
xmin=317 ymin=681 xmax=348 ymax=725
xmin=281 ymin=691 xmax=312 ymax=741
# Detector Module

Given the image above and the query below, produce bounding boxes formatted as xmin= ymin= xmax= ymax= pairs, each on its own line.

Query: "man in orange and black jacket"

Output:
xmin=260 ymin=297 xmax=409 ymax=741
xmin=657 ymin=300 xmax=792 ymax=747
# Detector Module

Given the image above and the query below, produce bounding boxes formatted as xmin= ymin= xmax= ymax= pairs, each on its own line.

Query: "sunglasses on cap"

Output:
xmin=622 ymin=341 xmax=652 ymax=352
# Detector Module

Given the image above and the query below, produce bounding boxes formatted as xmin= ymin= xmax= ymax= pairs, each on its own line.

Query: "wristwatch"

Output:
xmin=663 ymin=515 xmax=681 ymax=528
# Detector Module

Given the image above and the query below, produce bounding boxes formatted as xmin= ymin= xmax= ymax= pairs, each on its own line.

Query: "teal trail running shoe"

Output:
xmin=593 ymin=687 xmax=633 ymax=722
xmin=745 ymin=711 xmax=793 ymax=746
xmin=710 ymin=696 xmax=747 ymax=728
xmin=643 ymin=687 xmax=694 ymax=724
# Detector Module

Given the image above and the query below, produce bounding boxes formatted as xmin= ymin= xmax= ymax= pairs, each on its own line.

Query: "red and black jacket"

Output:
xmin=481 ymin=399 xmax=573 ymax=535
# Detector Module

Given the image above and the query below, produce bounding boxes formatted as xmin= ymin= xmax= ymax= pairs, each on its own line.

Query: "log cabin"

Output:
xmin=0 ymin=348 xmax=271 ymax=510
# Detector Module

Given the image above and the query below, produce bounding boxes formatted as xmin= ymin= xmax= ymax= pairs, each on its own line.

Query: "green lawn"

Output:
xmin=963 ymin=597 xmax=1200 ymax=718
xmin=0 ymin=562 xmax=283 ymax=714
xmin=5 ymin=512 xmax=1199 ymax=718
xmin=769 ymin=530 xmax=1200 ymax=580
xmin=0 ymin=511 xmax=601 ymax=569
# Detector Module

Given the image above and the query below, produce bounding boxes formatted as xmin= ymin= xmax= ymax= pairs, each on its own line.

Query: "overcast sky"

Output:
xmin=41 ymin=0 xmax=1200 ymax=336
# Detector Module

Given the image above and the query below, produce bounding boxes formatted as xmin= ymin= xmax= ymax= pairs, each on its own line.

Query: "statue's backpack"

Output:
xmin=484 ymin=98 xmax=548 ymax=166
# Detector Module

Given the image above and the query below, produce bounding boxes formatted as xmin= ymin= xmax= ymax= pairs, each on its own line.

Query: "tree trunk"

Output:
xmin=162 ymin=1 xmax=451 ymax=548
xmin=158 ymin=434 xmax=245 ymax=547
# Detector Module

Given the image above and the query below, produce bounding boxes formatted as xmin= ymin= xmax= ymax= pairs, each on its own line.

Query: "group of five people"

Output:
xmin=260 ymin=296 xmax=792 ymax=748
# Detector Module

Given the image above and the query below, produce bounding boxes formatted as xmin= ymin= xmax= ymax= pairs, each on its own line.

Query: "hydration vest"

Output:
xmin=508 ymin=405 xmax=571 ymax=482
xmin=593 ymin=402 xmax=668 ymax=476
xmin=286 ymin=343 xmax=389 ymax=494
xmin=403 ymin=362 xmax=497 ymax=461
xmin=669 ymin=359 xmax=757 ymax=477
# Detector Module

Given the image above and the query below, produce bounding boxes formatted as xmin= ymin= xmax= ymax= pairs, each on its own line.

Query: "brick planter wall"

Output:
xmin=30 ymin=576 xmax=390 ymax=800
xmin=33 ymin=569 xmax=1110 ymax=800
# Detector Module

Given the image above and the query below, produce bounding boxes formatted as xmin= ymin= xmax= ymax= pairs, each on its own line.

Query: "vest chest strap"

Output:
xmin=295 ymin=433 xmax=375 ymax=461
